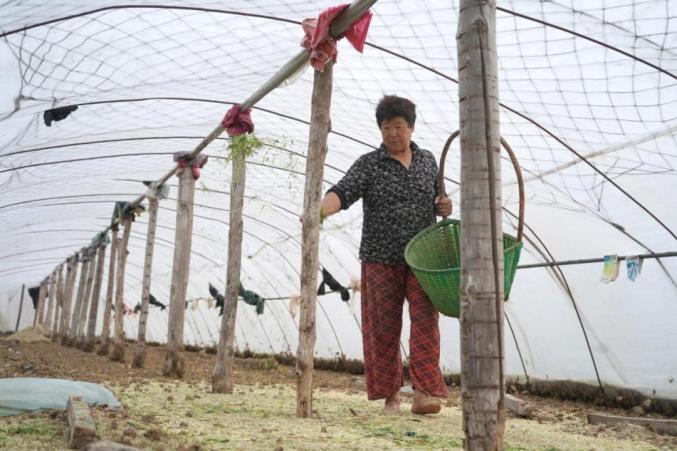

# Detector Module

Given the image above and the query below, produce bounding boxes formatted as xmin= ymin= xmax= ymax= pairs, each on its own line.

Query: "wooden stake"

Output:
xmin=212 ymin=149 xmax=246 ymax=393
xmin=68 ymin=256 xmax=90 ymax=345
xmin=110 ymin=216 xmax=133 ymax=362
xmin=44 ymin=272 xmax=56 ymax=330
xmin=133 ymin=194 xmax=160 ymax=368
xmin=14 ymin=284 xmax=25 ymax=332
xmin=59 ymin=254 xmax=78 ymax=345
xmin=99 ymin=227 xmax=118 ymax=355
xmin=34 ymin=281 xmax=47 ymax=326
xmin=296 ymin=61 xmax=333 ymax=418
xmin=77 ymin=248 xmax=97 ymax=346
xmin=53 ymin=265 xmax=64 ymax=339
xmin=458 ymin=1 xmax=505 ymax=449
xmin=83 ymin=243 xmax=106 ymax=352
xmin=163 ymin=161 xmax=199 ymax=378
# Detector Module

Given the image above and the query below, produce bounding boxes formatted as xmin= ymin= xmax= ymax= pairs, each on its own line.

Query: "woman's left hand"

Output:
xmin=434 ymin=196 xmax=452 ymax=217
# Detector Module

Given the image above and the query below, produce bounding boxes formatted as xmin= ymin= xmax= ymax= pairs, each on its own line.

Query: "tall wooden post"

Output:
xmin=83 ymin=241 xmax=106 ymax=352
xmin=68 ymin=254 xmax=90 ymax=345
xmin=45 ymin=272 xmax=56 ymax=330
xmin=77 ymin=248 xmax=97 ymax=345
xmin=15 ymin=284 xmax=25 ymax=332
xmin=53 ymin=265 xmax=64 ymax=339
xmin=213 ymin=147 xmax=246 ymax=393
xmin=297 ymin=61 xmax=333 ymax=417
xmin=34 ymin=281 xmax=47 ymax=326
xmin=99 ymin=226 xmax=118 ymax=355
xmin=458 ymin=1 xmax=505 ymax=449
xmin=60 ymin=254 xmax=78 ymax=345
xmin=164 ymin=154 xmax=205 ymax=378
xmin=111 ymin=214 xmax=133 ymax=362
xmin=133 ymin=191 xmax=161 ymax=368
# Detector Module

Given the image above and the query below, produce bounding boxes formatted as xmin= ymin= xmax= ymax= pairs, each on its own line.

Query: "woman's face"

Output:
xmin=380 ymin=116 xmax=414 ymax=156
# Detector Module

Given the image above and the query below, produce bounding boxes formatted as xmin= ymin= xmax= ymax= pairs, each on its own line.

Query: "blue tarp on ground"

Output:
xmin=0 ymin=377 xmax=120 ymax=416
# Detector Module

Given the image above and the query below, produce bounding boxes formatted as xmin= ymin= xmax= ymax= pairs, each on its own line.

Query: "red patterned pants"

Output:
xmin=361 ymin=262 xmax=447 ymax=400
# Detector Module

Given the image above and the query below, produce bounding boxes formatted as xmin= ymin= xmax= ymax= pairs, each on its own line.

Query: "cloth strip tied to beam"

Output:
xmin=173 ymin=152 xmax=208 ymax=179
xmin=301 ymin=3 xmax=372 ymax=71
xmin=221 ymin=104 xmax=254 ymax=137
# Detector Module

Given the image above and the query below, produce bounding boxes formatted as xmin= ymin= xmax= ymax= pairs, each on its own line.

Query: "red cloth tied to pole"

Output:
xmin=301 ymin=3 xmax=373 ymax=71
xmin=221 ymin=104 xmax=254 ymax=137
xmin=174 ymin=152 xmax=208 ymax=179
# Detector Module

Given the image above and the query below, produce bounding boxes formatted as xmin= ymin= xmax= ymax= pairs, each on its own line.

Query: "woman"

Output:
xmin=320 ymin=95 xmax=451 ymax=414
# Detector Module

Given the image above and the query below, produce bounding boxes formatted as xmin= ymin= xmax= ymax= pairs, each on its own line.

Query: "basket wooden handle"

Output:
xmin=438 ymin=130 xmax=525 ymax=242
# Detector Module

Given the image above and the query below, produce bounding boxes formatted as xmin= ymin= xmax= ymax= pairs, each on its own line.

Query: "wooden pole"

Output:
xmin=83 ymin=242 xmax=106 ymax=352
xmin=163 ymin=161 xmax=199 ymax=378
xmin=52 ymin=265 xmax=64 ymax=336
xmin=14 ymin=284 xmax=25 ymax=332
xmin=60 ymin=254 xmax=79 ymax=345
xmin=296 ymin=61 xmax=334 ymax=418
xmin=68 ymin=255 xmax=90 ymax=345
xmin=77 ymin=248 xmax=97 ymax=346
xmin=34 ymin=281 xmax=47 ymax=326
xmin=53 ymin=264 xmax=65 ymax=339
xmin=45 ymin=272 xmax=56 ymax=330
xmin=133 ymin=193 xmax=160 ymax=368
xmin=212 ymin=149 xmax=246 ymax=393
xmin=111 ymin=216 xmax=133 ymax=362
xmin=98 ymin=227 xmax=118 ymax=355
xmin=458 ymin=1 xmax=505 ymax=449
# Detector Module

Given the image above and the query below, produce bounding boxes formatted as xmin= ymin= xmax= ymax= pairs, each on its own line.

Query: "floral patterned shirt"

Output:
xmin=328 ymin=141 xmax=439 ymax=265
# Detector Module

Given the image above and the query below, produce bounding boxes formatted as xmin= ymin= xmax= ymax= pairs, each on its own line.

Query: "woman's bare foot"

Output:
xmin=411 ymin=389 xmax=441 ymax=415
xmin=384 ymin=392 xmax=401 ymax=413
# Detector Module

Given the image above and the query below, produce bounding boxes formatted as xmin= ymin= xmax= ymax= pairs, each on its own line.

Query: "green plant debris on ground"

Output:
xmin=0 ymin=380 xmax=669 ymax=450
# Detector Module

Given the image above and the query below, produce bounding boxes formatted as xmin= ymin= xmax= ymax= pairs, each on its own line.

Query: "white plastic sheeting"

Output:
xmin=0 ymin=1 xmax=675 ymax=400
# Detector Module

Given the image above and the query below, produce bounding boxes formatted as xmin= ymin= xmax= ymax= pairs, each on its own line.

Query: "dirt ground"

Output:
xmin=0 ymin=334 xmax=676 ymax=450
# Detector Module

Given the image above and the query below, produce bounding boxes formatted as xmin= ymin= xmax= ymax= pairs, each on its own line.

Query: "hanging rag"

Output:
xmin=626 ymin=256 xmax=643 ymax=282
xmin=28 ymin=286 xmax=40 ymax=310
xmin=43 ymin=105 xmax=78 ymax=127
xmin=208 ymin=283 xmax=225 ymax=316
xmin=221 ymin=104 xmax=254 ymax=137
xmin=148 ymin=293 xmax=166 ymax=310
xmin=601 ymin=255 xmax=620 ymax=283
xmin=289 ymin=294 xmax=301 ymax=319
xmin=239 ymin=284 xmax=265 ymax=315
xmin=300 ymin=3 xmax=372 ymax=71
xmin=317 ymin=267 xmax=350 ymax=301
xmin=174 ymin=152 xmax=208 ymax=179
xmin=142 ymin=181 xmax=170 ymax=199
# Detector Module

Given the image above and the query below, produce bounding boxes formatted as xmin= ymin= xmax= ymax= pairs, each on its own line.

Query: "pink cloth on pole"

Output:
xmin=301 ymin=4 xmax=373 ymax=71
xmin=221 ymin=103 xmax=254 ymax=137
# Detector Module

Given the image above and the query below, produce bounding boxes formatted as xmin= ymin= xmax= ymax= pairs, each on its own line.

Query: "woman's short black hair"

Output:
xmin=375 ymin=95 xmax=416 ymax=127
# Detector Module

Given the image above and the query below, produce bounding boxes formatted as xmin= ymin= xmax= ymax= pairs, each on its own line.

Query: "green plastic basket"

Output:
xmin=405 ymin=131 xmax=525 ymax=318
xmin=405 ymin=219 xmax=523 ymax=317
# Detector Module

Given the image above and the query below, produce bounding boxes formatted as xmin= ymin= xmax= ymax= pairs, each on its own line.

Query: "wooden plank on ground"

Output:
xmin=67 ymin=395 xmax=96 ymax=449
xmin=505 ymin=393 xmax=534 ymax=417
xmin=587 ymin=412 xmax=677 ymax=436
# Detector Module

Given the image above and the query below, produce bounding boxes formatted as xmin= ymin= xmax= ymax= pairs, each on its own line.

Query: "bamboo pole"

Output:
xmin=83 ymin=242 xmax=106 ymax=352
xmin=68 ymin=254 xmax=90 ymax=345
xmin=14 ymin=284 xmax=25 ymax=332
xmin=297 ymin=61 xmax=334 ymax=418
xmin=45 ymin=272 xmax=56 ymax=330
xmin=458 ymin=0 xmax=505 ymax=448
xmin=111 ymin=216 xmax=133 ymax=362
xmin=98 ymin=226 xmax=118 ymax=355
xmin=212 ymin=149 xmax=246 ymax=393
xmin=59 ymin=254 xmax=78 ymax=345
xmin=133 ymin=193 xmax=160 ymax=368
xmin=163 ymin=164 xmax=198 ymax=378
xmin=76 ymin=248 xmax=97 ymax=346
